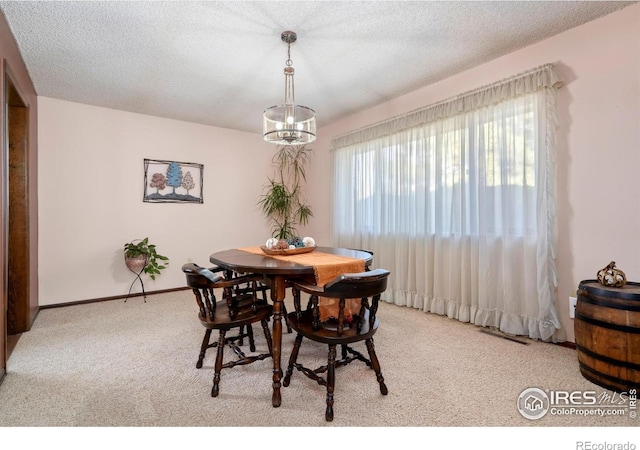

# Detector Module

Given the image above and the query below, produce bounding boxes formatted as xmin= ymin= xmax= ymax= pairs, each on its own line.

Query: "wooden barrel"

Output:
xmin=575 ymin=280 xmax=640 ymax=392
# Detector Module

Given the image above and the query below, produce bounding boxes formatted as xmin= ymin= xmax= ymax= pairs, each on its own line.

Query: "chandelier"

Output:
xmin=263 ymin=31 xmax=316 ymax=145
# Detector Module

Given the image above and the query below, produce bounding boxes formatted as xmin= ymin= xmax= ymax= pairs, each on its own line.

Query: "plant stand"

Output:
xmin=124 ymin=255 xmax=148 ymax=302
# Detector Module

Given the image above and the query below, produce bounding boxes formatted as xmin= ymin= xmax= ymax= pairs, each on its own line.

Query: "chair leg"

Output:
xmin=282 ymin=303 xmax=293 ymax=334
xmin=326 ymin=344 xmax=337 ymax=422
xmin=261 ymin=319 xmax=273 ymax=356
xmin=238 ymin=325 xmax=245 ymax=346
xmin=211 ymin=330 xmax=226 ymax=397
xmin=365 ymin=338 xmax=388 ymax=395
xmin=247 ymin=323 xmax=256 ymax=352
xmin=197 ymin=329 xmax=212 ymax=369
xmin=283 ymin=333 xmax=303 ymax=387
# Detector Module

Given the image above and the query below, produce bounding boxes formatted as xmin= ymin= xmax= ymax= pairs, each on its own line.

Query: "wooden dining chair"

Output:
xmin=282 ymin=268 xmax=391 ymax=421
xmin=182 ymin=263 xmax=273 ymax=397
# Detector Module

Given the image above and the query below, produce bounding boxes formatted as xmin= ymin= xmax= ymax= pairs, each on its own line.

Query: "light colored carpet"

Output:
xmin=0 ymin=290 xmax=637 ymax=443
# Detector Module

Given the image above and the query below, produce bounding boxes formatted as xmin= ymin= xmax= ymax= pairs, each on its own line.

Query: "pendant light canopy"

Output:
xmin=263 ymin=31 xmax=316 ymax=145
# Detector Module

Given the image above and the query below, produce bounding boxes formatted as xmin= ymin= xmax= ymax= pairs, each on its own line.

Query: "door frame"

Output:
xmin=1 ymin=59 xmax=36 ymax=382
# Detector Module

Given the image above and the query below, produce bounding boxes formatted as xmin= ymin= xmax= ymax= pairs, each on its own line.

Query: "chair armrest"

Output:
xmin=213 ymin=273 xmax=264 ymax=289
xmin=181 ymin=263 xmax=224 ymax=283
xmin=290 ymin=280 xmax=326 ymax=295
xmin=324 ymin=268 xmax=390 ymax=289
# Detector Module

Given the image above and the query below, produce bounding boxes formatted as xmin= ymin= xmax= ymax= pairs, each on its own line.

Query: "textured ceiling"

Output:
xmin=0 ymin=1 xmax=635 ymax=135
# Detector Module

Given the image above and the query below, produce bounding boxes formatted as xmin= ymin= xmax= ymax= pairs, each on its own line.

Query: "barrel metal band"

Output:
xmin=576 ymin=343 xmax=640 ymax=371
xmin=579 ymin=280 xmax=640 ymax=298
xmin=578 ymin=361 xmax=638 ymax=392
xmin=575 ymin=312 xmax=640 ymax=334
xmin=578 ymin=294 xmax=640 ymax=312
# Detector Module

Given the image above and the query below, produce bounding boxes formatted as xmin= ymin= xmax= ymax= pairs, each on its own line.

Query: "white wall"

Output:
xmin=38 ymin=98 xmax=277 ymax=305
xmin=311 ymin=3 xmax=640 ymax=342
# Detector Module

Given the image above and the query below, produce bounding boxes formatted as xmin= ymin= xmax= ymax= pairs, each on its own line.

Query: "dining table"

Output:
xmin=209 ymin=245 xmax=374 ymax=407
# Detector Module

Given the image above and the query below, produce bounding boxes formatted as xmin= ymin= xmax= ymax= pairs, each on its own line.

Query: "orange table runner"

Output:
xmin=238 ymin=247 xmax=365 ymax=321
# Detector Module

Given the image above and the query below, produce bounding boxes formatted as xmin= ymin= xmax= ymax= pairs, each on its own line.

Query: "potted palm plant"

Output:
xmin=258 ymin=144 xmax=313 ymax=240
xmin=123 ymin=237 xmax=169 ymax=280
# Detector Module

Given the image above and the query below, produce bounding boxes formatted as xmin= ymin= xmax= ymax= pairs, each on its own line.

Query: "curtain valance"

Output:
xmin=330 ymin=63 xmax=563 ymax=150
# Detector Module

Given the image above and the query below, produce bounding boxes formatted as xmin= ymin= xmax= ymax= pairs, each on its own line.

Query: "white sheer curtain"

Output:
xmin=330 ymin=64 xmax=563 ymax=341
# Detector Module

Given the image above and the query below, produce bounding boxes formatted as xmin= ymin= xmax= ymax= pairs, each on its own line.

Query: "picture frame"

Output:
xmin=143 ymin=158 xmax=203 ymax=203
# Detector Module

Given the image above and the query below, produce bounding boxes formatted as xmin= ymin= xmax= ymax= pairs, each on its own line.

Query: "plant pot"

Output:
xmin=125 ymin=255 xmax=148 ymax=273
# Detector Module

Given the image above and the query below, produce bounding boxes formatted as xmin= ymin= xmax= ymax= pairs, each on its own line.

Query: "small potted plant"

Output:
xmin=123 ymin=237 xmax=169 ymax=280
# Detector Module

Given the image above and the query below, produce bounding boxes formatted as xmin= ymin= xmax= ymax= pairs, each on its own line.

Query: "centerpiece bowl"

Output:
xmin=260 ymin=246 xmax=316 ymax=256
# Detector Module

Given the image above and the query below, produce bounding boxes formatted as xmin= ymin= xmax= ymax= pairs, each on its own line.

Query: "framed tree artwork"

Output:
xmin=143 ymin=158 xmax=204 ymax=203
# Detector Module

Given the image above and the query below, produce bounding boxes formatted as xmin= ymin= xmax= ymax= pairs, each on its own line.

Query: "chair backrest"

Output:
xmin=322 ymin=268 xmax=389 ymax=298
xmin=182 ymin=263 xmax=224 ymax=286
xmin=292 ymin=268 xmax=390 ymax=336
xmin=182 ymin=263 xmax=264 ymax=321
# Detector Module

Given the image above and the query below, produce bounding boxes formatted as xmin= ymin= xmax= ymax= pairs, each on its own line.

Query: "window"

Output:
xmin=330 ymin=64 xmax=563 ymax=341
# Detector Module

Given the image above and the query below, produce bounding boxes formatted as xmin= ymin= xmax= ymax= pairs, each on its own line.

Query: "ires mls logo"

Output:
xmin=517 ymin=387 xmax=636 ymax=420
